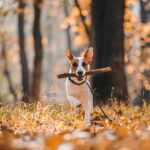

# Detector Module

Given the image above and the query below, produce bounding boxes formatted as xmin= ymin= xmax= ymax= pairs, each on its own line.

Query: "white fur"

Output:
xmin=76 ymin=58 xmax=86 ymax=76
xmin=66 ymin=57 xmax=93 ymax=126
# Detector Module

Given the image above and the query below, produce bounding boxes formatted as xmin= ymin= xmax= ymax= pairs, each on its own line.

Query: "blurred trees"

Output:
xmin=1 ymin=34 xmax=18 ymax=102
xmin=0 ymin=0 xmax=51 ymax=103
xmin=124 ymin=0 xmax=150 ymax=104
xmin=62 ymin=0 xmax=128 ymax=101
xmin=63 ymin=0 xmax=72 ymax=50
xmin=0 ymin=3 xmax=18 ymax=102
xmin=92 ymin=0 xmax=128 ymax=101
xmin=0 ymin=0 xmax=149 ymax=104
xmin=31 ymin=0 xmax=43 ymax=102
xmin=140 ymin=0 xmax=150 ymax=23
xmin=61 ymin=0 xmax=92 ymax=48
xmin=18 ymin=0 xmax=29 ymax=102
xmin=74 ymin=0 xmax=92 ymax=46
xmin=138 ymin=0 xmax=150 ymax=104
xmin=18 ymin=0 xmax=44 ymax=102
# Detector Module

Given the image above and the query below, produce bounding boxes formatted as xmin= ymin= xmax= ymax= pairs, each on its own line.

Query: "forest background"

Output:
xmin=0 ymin=0 xmax=150 ymax=105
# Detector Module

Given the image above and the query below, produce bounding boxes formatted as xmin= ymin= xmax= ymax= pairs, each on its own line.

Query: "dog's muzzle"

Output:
xmin=76 ymin=75 xmax=85 ymax=81
xmin=76 ymin=71 xmax=86 ymax=81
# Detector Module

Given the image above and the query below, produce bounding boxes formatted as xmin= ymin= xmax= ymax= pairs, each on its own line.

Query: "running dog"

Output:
xmin=65 ymin=47 xmax=93 ymax=126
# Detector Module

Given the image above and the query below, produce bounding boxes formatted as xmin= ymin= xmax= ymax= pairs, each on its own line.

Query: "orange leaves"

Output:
xmin=71 ymin=7 xmax=80 ymax=18
xmin=45 ymin=127 xmax=150 ymax=150
xmin=140 ymin=135 xmax=150 ymax=150
xmin=125 ymin=0 xmax=150 ymax=100
xmin=73 ymin=34 xmax=89 ymax=48
xmin=116 ymin=127 xmax=128 ymax=139
xmin=140 ymin=23 xmax=150 ymax=45
xmin=1 ymin=103 xmax=150 ymax=149
xmin=45 ymin=134 xmax=65 ymax=150
xmin=45 ymin=130 xmax=92 ymax=150
xmin=61 ymin=0 xmax=91 ymax=48
xmin=78 ymin=0 xmax=92 ymax=11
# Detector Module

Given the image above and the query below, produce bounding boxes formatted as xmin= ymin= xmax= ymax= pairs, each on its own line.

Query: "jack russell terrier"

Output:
xmin=65 ymin=47 xmax=93 ymax=126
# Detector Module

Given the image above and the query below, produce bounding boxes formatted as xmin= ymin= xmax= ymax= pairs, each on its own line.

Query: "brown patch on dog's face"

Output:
xmin=82 ymin=58 xmax=89 ymax=72
xmin=70 ymin=57 xmax=89 ymax=73
xmin=70 ymin=58 xmax=79 ymax=72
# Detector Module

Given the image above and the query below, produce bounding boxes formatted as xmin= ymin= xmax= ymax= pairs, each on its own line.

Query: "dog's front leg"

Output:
xmin=67 ymin=96 xmax=81 ymax=107
xmin=85 ymin=102 xmax=92 ymax=127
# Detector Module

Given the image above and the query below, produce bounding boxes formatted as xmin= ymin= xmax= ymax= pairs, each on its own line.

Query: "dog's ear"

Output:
xmin=66 ymin=49 xmax=73 ymax=62
xmin=84 ymin=47 xmax=93 ymax=63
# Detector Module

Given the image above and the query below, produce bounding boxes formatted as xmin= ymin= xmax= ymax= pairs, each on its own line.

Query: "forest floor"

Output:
xmin=0 ymin=102 xmax=150 ymax=150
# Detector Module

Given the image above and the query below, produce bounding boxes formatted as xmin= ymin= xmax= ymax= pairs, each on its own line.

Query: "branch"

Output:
xmin=1 ymin=36 xmax=18 ymax=102
xmin=74 ymin=0 xmax=92 ymax=46
xmin=57 ymin=67 xmax=112 ymax=79
xmin=64 ymin=0 xmax=72 ymax=50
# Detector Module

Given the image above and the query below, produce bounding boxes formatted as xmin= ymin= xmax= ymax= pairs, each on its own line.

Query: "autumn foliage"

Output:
xmin=0 ymin=103 xmax=150 ymax=150
xmin=0 ymin=0 xmax=150 ymax=150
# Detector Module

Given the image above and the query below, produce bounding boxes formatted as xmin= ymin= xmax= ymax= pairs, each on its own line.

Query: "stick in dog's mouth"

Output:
xmin=57 ymin=67 xmax=112 ymax=79
xmin=76 ymin=75 xmax=85 ymax=81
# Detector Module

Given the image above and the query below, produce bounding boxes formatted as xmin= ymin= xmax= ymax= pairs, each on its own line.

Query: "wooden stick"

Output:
xmin=57 ymin=67 xmax=112 ymax=79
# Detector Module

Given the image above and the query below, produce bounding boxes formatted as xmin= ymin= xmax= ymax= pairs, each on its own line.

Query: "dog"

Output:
xmin=65 ymin=47 xmax=93 ymax=126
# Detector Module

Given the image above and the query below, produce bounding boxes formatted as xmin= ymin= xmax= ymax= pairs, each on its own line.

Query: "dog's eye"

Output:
xmin=82 ymin=62 xmax=87 ymax=67
xmin=72 ymin=63 xmax=78 ymax=67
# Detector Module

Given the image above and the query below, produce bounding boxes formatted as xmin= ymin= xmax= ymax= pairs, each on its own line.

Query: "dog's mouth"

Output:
xmin=76 ymin=76 xmax=84 ymax=81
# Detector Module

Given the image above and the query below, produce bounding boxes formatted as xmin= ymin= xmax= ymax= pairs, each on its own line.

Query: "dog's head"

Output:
xmin=66 ymin=47 xmax=93 ymax=81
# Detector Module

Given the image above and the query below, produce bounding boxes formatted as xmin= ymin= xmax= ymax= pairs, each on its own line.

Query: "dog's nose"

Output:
xmin=77 ymin=71 xmax=83 ymax=76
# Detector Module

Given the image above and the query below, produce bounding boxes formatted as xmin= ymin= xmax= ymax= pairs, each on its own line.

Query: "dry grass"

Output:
xmin=0 ymin=101 xmax=150 ymax=150
xmin=0 ymin=102 xmax=84 ymax=134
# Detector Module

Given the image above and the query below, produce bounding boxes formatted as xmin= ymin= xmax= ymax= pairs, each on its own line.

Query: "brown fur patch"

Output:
xmin=70 ymin=57 xmax=89 ymax=73
xmin=82 ymin=58 xmax=89 ymax=71
xmin=70 ymin=58 xmax=79 ymax=72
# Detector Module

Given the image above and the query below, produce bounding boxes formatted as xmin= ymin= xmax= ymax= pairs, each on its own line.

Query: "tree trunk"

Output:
xmin=1 ymin=35 xmax=18 ymax=102
xmin=18 ymin=0 xmax=29 ymax=102
xmin=31 ymin=0 xmax=43 ymax=102
xmin=140 ymin=0 xmax=150 ymax=23
xmin=64 ymin=0 xmax=72 ymax=50
xmin=133 ymin=0 xmax=150 ymax=105
xmin=92 ymin=0 xmax=127 ymax=102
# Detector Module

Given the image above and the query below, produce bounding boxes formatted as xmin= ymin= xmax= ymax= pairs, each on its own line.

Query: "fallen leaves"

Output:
xmin=0 ymin=103 xmax=150 ymax=150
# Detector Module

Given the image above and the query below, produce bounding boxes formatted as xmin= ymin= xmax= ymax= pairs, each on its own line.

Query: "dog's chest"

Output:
xmin=66 ymin=79 xmax=92 ymax=103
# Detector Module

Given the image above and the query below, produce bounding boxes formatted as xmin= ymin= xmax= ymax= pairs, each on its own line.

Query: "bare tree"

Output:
xmin=18 ymin=0 xmax=30 ymax=102
xmin=64 ymin=0 xmax=72 ymax=50
xmin=74 ymin=0 xmax=92 ymax=46
xmin=133 ymin=0 xmax=150 ymax=105
xmin=31 ymin=0 xmax=43 ymax=102
xmin=140 ymin=0 xmax=150 ymax=23
xmin=92 ymin=0 xmax=128 ymax=102
xmin=1 ymin=35 xmax=18 ymax=102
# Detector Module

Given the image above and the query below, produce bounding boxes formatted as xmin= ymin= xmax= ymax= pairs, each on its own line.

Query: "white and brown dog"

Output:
xmin=66 ymin=47 xmax=93 ymax=126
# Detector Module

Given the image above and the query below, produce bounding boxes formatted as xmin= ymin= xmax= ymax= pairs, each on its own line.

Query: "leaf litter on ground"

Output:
xmin=0 ymin=102 xmax=150 ymax=150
